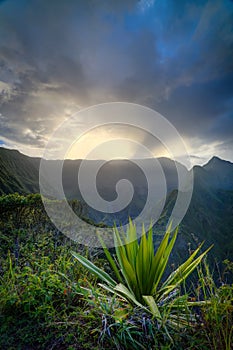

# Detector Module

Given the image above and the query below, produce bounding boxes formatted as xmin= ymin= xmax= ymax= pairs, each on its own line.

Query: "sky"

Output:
xmin=0 ymin=0 xmax=233 ymax=165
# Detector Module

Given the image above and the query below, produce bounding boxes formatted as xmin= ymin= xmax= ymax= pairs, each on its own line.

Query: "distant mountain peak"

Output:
xmin=211 ymin=156 xmax=222 ymax=161
xmin=204 ymin=156 xmax=232 ymax=170
xmin=206 ymin=156 xmax=223 ymax=164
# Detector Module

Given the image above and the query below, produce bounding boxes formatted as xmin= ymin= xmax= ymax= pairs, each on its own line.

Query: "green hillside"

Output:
xmin=0 ymin=148 xmax=39 ymax=195
xmin=0 ymin=148 xmax=232 ymax=349
xmin=0 ymin=146 xmax=233 ymax=269
xmin=156 ymin=158 xmax=233 ymax=275
xmin=0 ymin=194 xmax=232 ymax=349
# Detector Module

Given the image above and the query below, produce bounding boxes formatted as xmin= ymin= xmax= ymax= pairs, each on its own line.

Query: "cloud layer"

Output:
xmin=0 ymin=0 xmax=232 ymax=163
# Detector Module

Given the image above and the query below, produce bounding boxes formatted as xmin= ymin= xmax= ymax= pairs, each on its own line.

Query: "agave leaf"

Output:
xmin=150 ymin=230 xmax=171 ymax=280
xmin=143 ymin=295 xmax=162 ymax=319
xmin=98 ymin=283 xmax=118 ymax=296
xmin=98 ymin=234 xmax=123 ymax=283
xmin=114 ymin=221 xmax=138 ymax=267
xmin=162 ymin=243 xmax=204 ymax=288
xmin=160 ymin=245 xmax=213 ymax=298
xmin=71 ymin=251 xmax=117 ymax=287
xmin=151 ymin=227 xmax=178 ymax=294
xmin=137 ymin=227 xmax=153 ymax=292
xmin=118 ymin=249 xmax=140 ymax=298
xmin=135 ymin=241 xmax=144 ymax=295
xmin=113 ymin=228 xmax=140 ymax=297
xmin=124 ymin=218 xmax=138 ymax=267
xmin=135 ymin=225 xmax=150 ymax=295
xmin=145 ymin=228 xmax=174 ymax=295
xmin=114 ymin=283 xmax=147 ymax=310
xmin=147 ymin=226 xmax=154 ymax=267
xmin=113 ymin=228 xmax=126 ymax=267
xmin=113 ymin=226 xmax=125 ymax=248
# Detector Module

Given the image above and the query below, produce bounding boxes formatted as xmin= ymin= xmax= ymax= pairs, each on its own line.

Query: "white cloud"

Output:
xmin=137 ymin=0 xmax=156 ymax=13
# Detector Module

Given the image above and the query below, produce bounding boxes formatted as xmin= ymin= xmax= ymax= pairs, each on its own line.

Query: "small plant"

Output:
xmin=72 ymin=221 xmax=212 ymax=330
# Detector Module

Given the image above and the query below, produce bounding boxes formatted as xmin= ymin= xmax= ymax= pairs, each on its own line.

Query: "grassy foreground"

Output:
xmin=0 ymin=194 xmax=232 ymax=349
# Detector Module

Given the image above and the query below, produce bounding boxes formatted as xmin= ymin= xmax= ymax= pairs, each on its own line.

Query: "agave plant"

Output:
xmin=72 ymin=220 xmax=212 ymax=320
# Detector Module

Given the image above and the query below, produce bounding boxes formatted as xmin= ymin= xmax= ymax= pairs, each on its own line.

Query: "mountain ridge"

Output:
xmin=0 ymin=146 xmax=233 ymax=273
xmin=0 ymin=146 xmax=189 ymax=196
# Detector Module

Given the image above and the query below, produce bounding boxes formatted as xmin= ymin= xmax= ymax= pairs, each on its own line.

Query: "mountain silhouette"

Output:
xmin=0 ymin=146 xmax=232 ymax=272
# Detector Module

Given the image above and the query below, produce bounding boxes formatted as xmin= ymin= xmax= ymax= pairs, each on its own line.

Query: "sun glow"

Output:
xmin=65 ymin=125 xmax=170 ymax=160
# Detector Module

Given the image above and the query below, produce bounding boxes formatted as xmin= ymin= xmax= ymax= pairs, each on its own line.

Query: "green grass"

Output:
xmin=0 ymin=234 xmax=102 ymax=349
xmin=0 ymin=194 xmax=232 ymax=349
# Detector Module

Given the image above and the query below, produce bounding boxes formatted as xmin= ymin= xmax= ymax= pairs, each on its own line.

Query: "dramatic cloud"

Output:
xmin=0 ymin=0 xmax=232 ymax=163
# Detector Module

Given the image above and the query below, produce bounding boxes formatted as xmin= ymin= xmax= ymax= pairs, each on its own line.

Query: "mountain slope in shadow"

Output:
xmin=0 ymin=148 xmax=40 ymax=195
xmin=0 ymin=147 xmax=233 ymax=272
xmin=156 ymin=157 xmax=233 ymax=274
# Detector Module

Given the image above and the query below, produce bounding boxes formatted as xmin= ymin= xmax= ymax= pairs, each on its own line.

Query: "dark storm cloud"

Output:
xmin=0 ymin=0 xmax=232 ymax=161
xmin=113 ymin=0 xmax=233 ymax=160
xmin=157 ymin=75 xmax=233 ymax=137
xmin=115 ymin=0 xmax=233 ymax=101
xmin=0 ymin=0 xmax=108 ymax=148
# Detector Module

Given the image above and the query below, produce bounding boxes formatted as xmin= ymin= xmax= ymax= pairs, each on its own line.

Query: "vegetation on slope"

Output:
xmin=0 ymin=148 xmax=40 ymax=195
xmin=0 ymin=194 xmax=232 ymax=349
